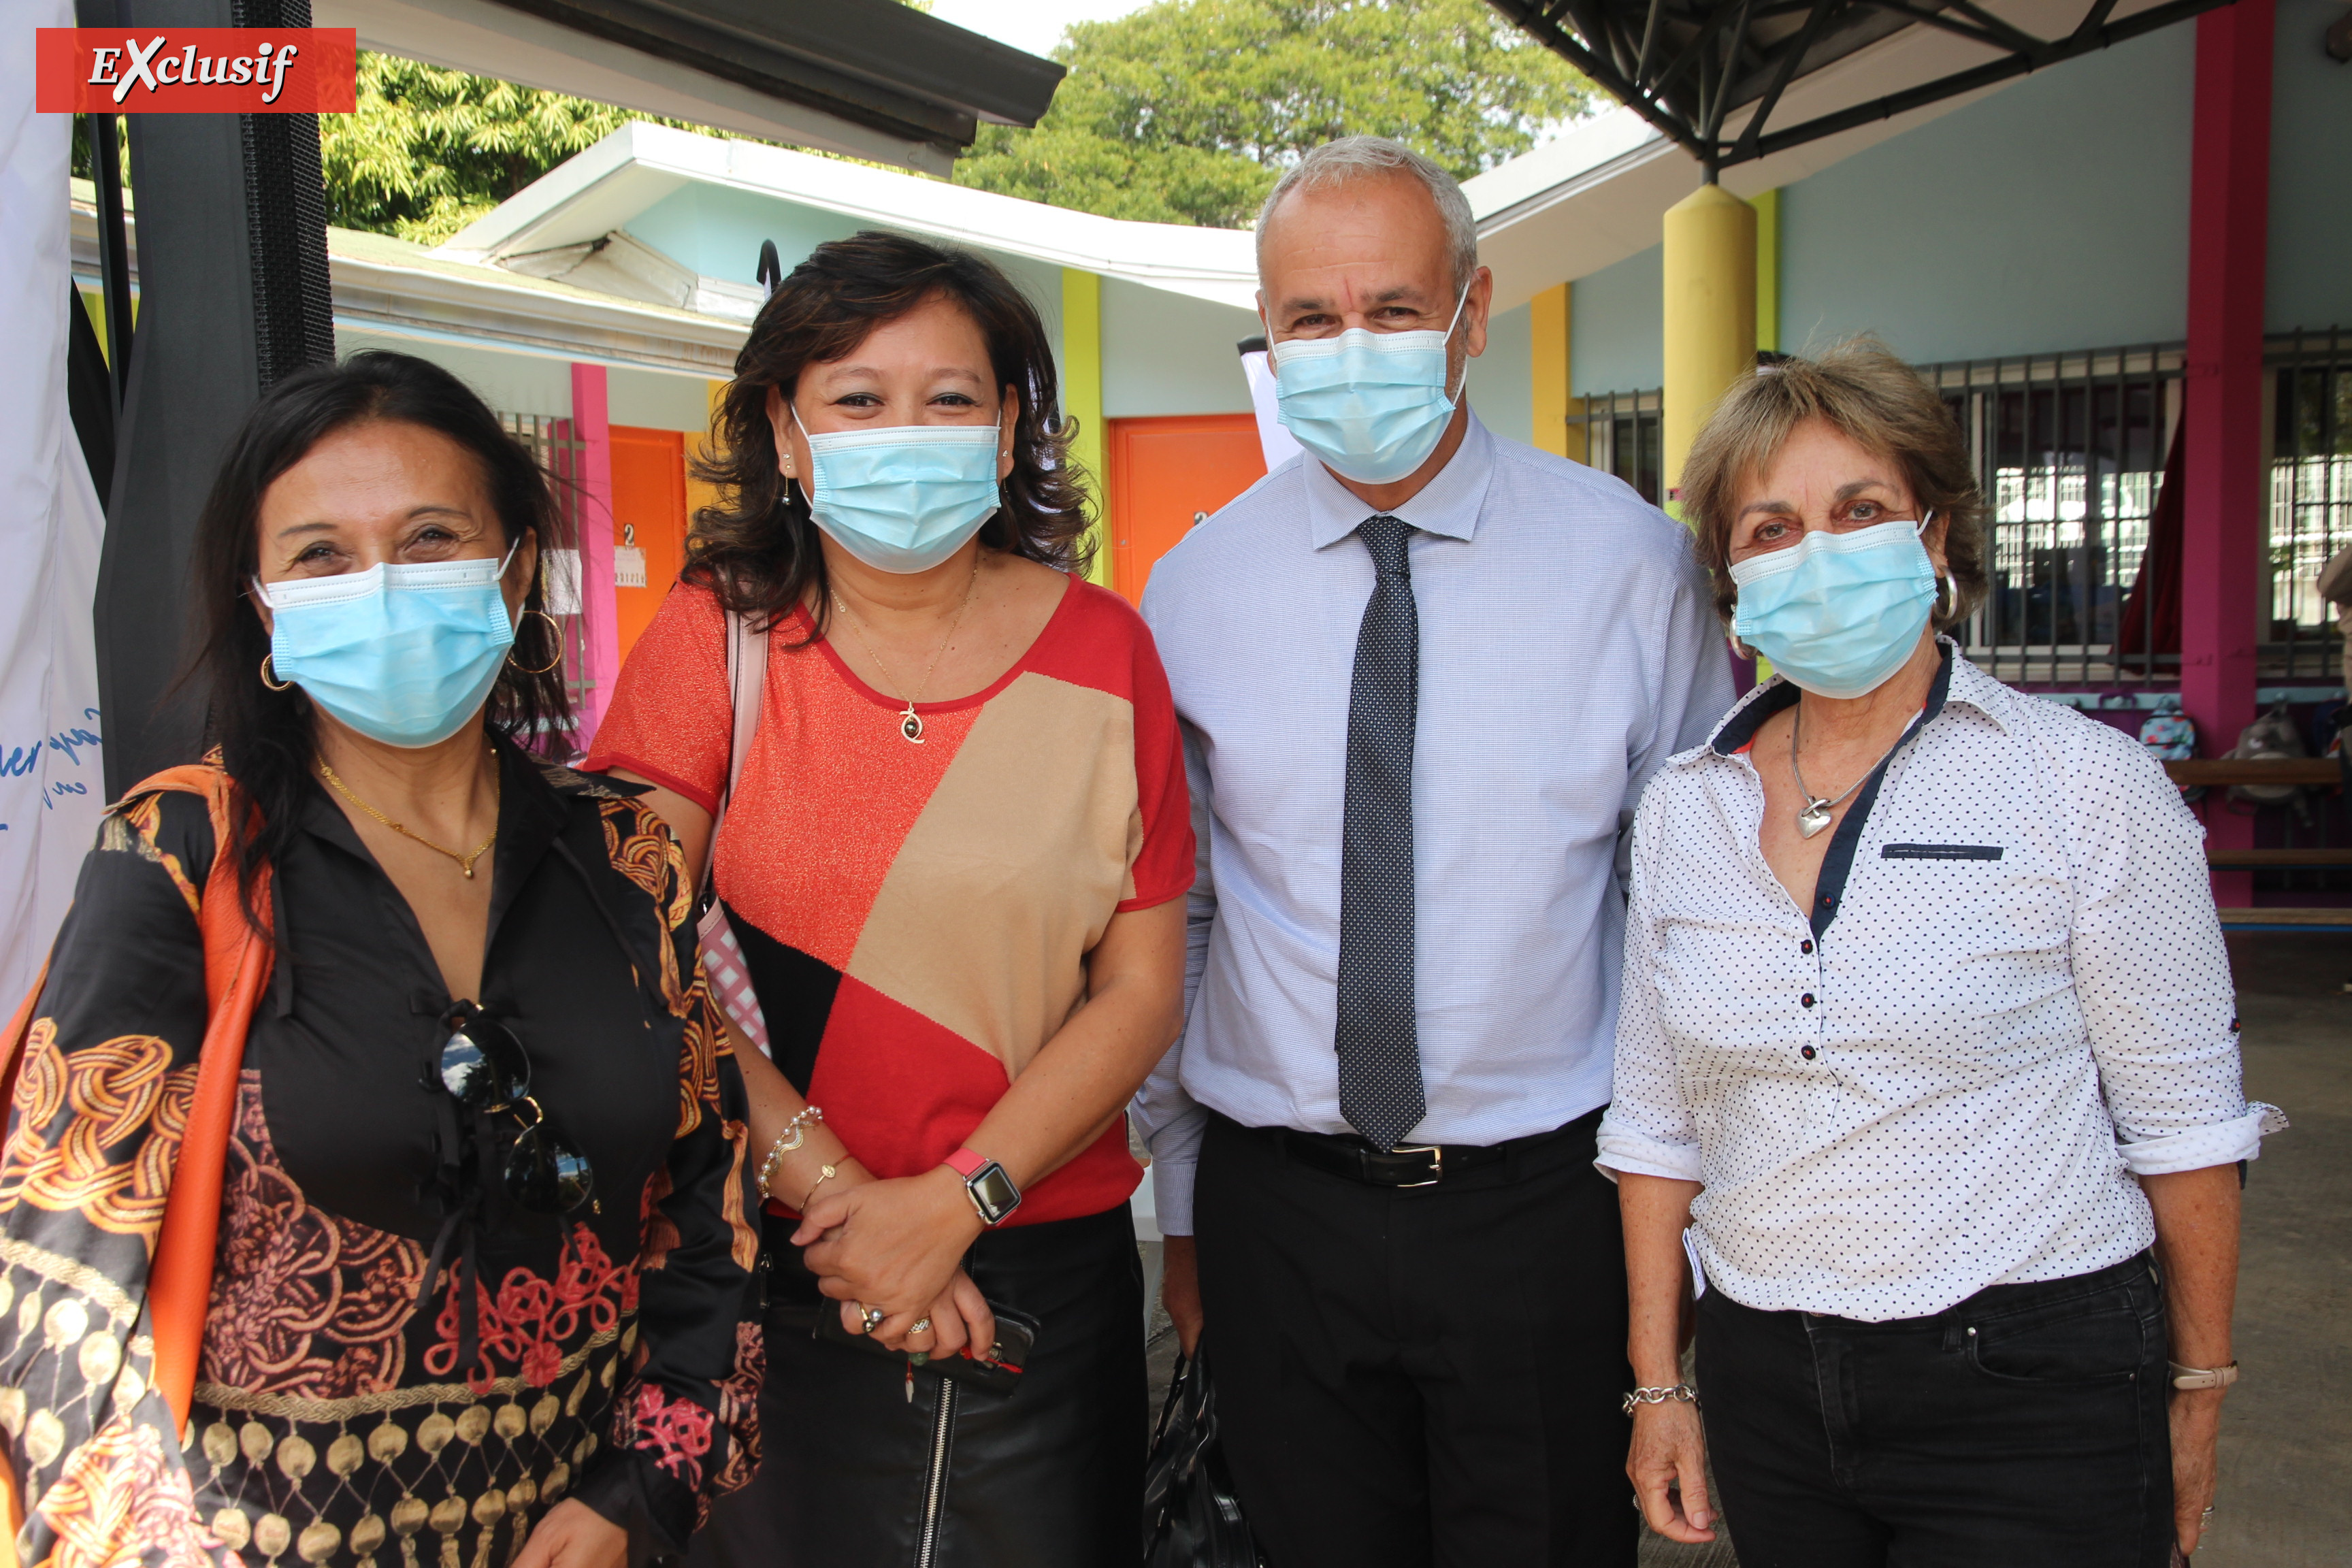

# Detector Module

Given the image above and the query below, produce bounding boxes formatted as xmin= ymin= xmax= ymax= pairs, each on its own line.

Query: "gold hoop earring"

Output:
xmin=260 ymin=653 xmax=293 ymax=692
xmin=1934 ymin=576 xmax=1955 ymax=622
xmin=509 ymin=609 xmax=565 ymax=675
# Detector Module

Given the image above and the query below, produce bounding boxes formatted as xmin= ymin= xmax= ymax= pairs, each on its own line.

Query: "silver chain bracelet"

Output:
xmin=1622 ymin=1384 xmax=1698 ymax=1417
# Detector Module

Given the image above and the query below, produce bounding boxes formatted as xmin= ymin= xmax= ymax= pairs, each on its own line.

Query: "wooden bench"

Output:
xmin=2163 ymin=759 xmax=2341 ymax=787
xmin=2159 ymin=760 xmax=2351 ymax=928
xmin=2215 ymin=906 xmax=2352 ymax=929
xmin=2205 ymin=848 xmax=2352 ymax=870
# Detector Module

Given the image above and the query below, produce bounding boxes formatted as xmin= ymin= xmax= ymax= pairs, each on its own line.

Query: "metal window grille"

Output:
xmin=502 ymin=412 xmax=597 ymax=740
xmin=2268 ymin=327 xmax=2352 ymax=684
xmin=1566 ymin=388 xmax=1663 ymax=505
xmin=1914 ymin=344 xmax=2184 ymax=689
xmin=1578 ymin=334 xmax=2349 ymax=694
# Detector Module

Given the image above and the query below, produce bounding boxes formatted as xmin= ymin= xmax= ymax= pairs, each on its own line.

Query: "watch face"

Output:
xmin=968 ymin=1163 xmax=1022 ymax=1224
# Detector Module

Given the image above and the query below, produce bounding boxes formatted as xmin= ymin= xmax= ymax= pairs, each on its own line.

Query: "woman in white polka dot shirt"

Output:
xmin=1597 ymin=340 xmax=2284 ymax=1568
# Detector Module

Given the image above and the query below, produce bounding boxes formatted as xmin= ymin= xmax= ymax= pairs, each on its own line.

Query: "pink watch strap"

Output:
xmin=944 ymin=1147 xmax=989 ymax=1179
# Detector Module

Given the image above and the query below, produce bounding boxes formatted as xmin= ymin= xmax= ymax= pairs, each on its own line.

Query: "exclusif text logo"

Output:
xmin=35 ymin=29 xmax=358 ymax=114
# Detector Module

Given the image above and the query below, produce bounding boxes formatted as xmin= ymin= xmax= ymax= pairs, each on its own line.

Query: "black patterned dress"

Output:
xmin=0 ymin=744 xmax=762 ymax=1568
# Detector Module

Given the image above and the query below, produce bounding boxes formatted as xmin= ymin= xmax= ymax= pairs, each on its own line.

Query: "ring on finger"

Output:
xmin=856 ymin=1302 xmax=885 ymax=1335
xmin=909 ymin=1317 xmax=933 ymax=1336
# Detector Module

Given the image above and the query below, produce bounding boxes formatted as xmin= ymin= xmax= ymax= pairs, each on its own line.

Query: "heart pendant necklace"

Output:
xmin=1788 ymin=702 xmax=1910 ymax=840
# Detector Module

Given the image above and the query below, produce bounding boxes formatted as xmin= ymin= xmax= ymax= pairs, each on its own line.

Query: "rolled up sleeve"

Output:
xmin=1597 ymin=789 xmax=1705 ymax=1185
xmin=2066 ymin=732 xmax=2285 ymax=1175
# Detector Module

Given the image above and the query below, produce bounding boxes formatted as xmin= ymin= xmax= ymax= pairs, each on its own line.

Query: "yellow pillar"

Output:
xmin=1060 ymin=269 xmax=1112 ymax=586
xmin=684 ymin=380 xmax=730 ymax=536
xmin=1753 ymin=187 xmax=1781 ymax=355
xmin=1531 ymin=282 xmax=1582 ymax=462
xmin=1661 ymin=183 xmax=1757 ymax=514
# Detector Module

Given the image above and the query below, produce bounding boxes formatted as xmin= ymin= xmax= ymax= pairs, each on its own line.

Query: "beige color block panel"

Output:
xmin=847 ymin=672 xmax=1141 ymax=1076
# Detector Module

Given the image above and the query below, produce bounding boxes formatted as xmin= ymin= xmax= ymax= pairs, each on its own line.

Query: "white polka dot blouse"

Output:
xmin=1597 ymin=645 xmax=2287 ymax=1323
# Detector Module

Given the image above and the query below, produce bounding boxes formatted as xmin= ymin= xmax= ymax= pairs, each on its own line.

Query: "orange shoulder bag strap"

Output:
xmin=0 ymin=762 xmax=274 ymax=1552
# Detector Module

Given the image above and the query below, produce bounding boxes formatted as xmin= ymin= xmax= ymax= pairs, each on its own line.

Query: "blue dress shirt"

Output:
xmin=1135 ymin=411 xmax=1735 ymax=1233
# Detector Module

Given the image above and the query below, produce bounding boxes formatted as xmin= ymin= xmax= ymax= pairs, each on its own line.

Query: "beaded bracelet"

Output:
xmin=757 ymin=1105 xmax=825 ymax=1200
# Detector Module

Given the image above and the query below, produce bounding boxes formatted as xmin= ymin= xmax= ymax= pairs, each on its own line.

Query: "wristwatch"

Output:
xmin=2169 ymin=1360 xmax=2239 ymax=1391
xmin=944 ymin=1147 xmax=1022 ymax=1227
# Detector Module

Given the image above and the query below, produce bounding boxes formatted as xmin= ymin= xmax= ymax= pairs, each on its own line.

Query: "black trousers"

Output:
xmin=1697 ymin=1252 xmax=2176 ymax=1568
xmin=1194 ymin=1109 xmax=1637 ymax=1568
xmin=689 ymin=1205 xmax=1144 ymax=1568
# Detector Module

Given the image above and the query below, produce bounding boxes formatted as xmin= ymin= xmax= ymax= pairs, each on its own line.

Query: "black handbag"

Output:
xmin=1143 ymin=1344 xmax=1262 ymax=1568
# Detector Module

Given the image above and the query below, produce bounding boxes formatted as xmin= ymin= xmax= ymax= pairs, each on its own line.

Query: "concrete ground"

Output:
xmin=1641 ymin=930 xmax=2352 ymax=1567
xmin=1150 ymin=932 xmax=2352 ymax=1567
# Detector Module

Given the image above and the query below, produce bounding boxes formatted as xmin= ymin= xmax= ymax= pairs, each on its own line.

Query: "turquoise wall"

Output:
xmin=623 ymin=185 xmax=1066 ymax=404
xmin=2268 ymin=0 xmax=2352 ymax=333
xmin=1561 ymin=5 xmax=2351 ymax=378
xmin=1469 ymin=301 xmax=1533 ymax=445
xmin=339 ymin=330 xmax=574 ymax=416
xmin=625 ymin=184 xmax=856 ymax=288
xmin=1780 ymin=27 xmax=2194 ymax=363
xmin=1573 ymin=244 xmax=1663 ymax=395
xmin=1099 ymin=278 xmax=1258 ymax=416
xmin=608 ymin=369 xmax=717 ymax=431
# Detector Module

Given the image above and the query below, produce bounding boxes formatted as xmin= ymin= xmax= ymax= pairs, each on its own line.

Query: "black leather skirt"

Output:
xmin=689 ymin=1204 xmax=1146 ymax=1568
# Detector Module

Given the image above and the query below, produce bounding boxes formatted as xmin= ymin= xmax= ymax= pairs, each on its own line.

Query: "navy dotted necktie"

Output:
xmin=1336 ymin=514 xmax=1426 ymax=1151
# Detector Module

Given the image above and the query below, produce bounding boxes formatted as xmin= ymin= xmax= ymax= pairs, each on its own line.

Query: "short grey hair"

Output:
xmin=1254 ymin=136 xmax=1480 ymax=297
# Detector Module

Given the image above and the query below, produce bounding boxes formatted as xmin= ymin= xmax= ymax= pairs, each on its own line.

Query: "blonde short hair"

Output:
xmin=1681 ymin=338 xmax=1987 ymax=634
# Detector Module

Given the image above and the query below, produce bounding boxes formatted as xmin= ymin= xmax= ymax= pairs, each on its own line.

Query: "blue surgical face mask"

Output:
xmin=1269 ymin=284 xmax=1469 ymax=485
xmin=1729 ymin=516 xmax=1938 ymax=699
xmin=798 ymin=408 xmax=1004 ymax=575
xmin=257 ymin=545 xmax=519 ymax=748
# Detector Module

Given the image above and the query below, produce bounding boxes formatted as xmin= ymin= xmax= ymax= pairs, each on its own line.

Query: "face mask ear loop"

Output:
xmin=1440 ymin=278 xmax=1474 ymax=406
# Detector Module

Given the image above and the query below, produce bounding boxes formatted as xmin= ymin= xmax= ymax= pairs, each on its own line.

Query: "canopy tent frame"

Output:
xmin=1487 ymin=0 xmax=2240 ymax=176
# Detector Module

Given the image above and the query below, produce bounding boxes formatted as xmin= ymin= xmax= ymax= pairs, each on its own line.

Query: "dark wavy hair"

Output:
xmin=185 ymin=350 xmax=574 ymax=927
xmin=687 ymin=230 xmax=1092 ymax=638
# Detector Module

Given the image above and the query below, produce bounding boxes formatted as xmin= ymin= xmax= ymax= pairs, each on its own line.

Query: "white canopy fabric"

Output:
xmin=0 ymin=0 xmax=110 ymax=1011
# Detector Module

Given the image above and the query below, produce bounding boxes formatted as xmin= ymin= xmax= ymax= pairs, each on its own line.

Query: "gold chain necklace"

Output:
xmin=320 ymin=751 xmax=501 ymax=878
xmin=828 ymin=559 xmax=981 ymax=745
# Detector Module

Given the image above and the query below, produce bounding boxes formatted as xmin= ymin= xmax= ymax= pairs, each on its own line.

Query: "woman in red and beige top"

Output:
xmin=583 ymin=231 xmax=1190 ymax=1568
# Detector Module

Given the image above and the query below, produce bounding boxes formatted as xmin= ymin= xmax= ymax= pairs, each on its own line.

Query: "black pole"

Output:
xmin=91 ymin=114 xmax=135 ymax=412
xmin=94 ymin=0 xmax=337 ymax=797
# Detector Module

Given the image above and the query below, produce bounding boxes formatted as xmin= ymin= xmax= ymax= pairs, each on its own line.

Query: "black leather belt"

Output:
xmin=1273 ymin=1119 xmax=1584 ymax=1188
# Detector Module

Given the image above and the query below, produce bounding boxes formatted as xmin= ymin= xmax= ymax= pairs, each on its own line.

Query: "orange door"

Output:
xmin=608 ymin=426 xmax=689 ymax=664
xmin=1107 ymin=414 xmax=1267 ymax=606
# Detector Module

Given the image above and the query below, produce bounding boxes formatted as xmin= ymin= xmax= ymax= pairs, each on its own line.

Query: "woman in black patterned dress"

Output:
xmin=0 ymin=352 xmax=761 ymax=1568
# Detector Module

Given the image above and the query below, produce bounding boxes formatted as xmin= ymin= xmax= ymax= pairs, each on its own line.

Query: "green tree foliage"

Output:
xmin=320 ymin=54 xmax=704 ymax=244
xmin=953 ymin=0 xmax=1592 ymax=228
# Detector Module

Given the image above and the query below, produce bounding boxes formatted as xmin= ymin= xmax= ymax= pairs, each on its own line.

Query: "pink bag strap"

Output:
xmin=706 ymin=608 xmax=769 ymax=894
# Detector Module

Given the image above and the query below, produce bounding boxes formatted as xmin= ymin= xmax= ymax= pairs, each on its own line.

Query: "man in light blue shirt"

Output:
xmin=1135 ymin=136 xmax=1733 ymax=1566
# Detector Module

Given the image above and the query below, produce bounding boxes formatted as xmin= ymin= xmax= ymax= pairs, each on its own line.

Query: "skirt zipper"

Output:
xmin=914 ymin=1375 xmax=958 ymax=1568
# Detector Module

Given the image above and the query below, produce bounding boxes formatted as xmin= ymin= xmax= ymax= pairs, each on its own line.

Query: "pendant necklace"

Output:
xmin=320 ymin=749 xmax=500 ymax=878
xmin=1788 ymin=703 xmax=1912 ymax=840
xmin=829 ymin=559 xmax=981 ymax=745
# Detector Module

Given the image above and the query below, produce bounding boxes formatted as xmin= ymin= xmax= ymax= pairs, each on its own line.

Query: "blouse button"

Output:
xmin=1800 ymin=940 xmax=1814 ymax=955
xmin=1801 ymin=1045 xmax=1817 ymax=1060
xmin=1801 ymin=993 xmax=1816 ymax=1008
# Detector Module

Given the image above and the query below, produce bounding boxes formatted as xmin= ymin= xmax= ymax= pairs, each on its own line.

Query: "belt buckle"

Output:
xmin=1390 ymin=1144 xmax=1443 ymax=1187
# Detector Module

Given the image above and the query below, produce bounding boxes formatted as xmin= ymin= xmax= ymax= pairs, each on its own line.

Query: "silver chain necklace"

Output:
xmin=1788 ymin=702 xmax=1914 ymax=839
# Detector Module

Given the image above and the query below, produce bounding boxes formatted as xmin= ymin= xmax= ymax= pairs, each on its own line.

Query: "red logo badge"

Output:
xmin=36 ymin=28 xmax=357 ymax=114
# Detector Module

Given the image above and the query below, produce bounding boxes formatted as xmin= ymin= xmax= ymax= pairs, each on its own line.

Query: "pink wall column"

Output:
xmin=570 ymin=363 xmax=621 ymax=743
xmin=2179 ymin=0 xmax=2273 ymax=906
